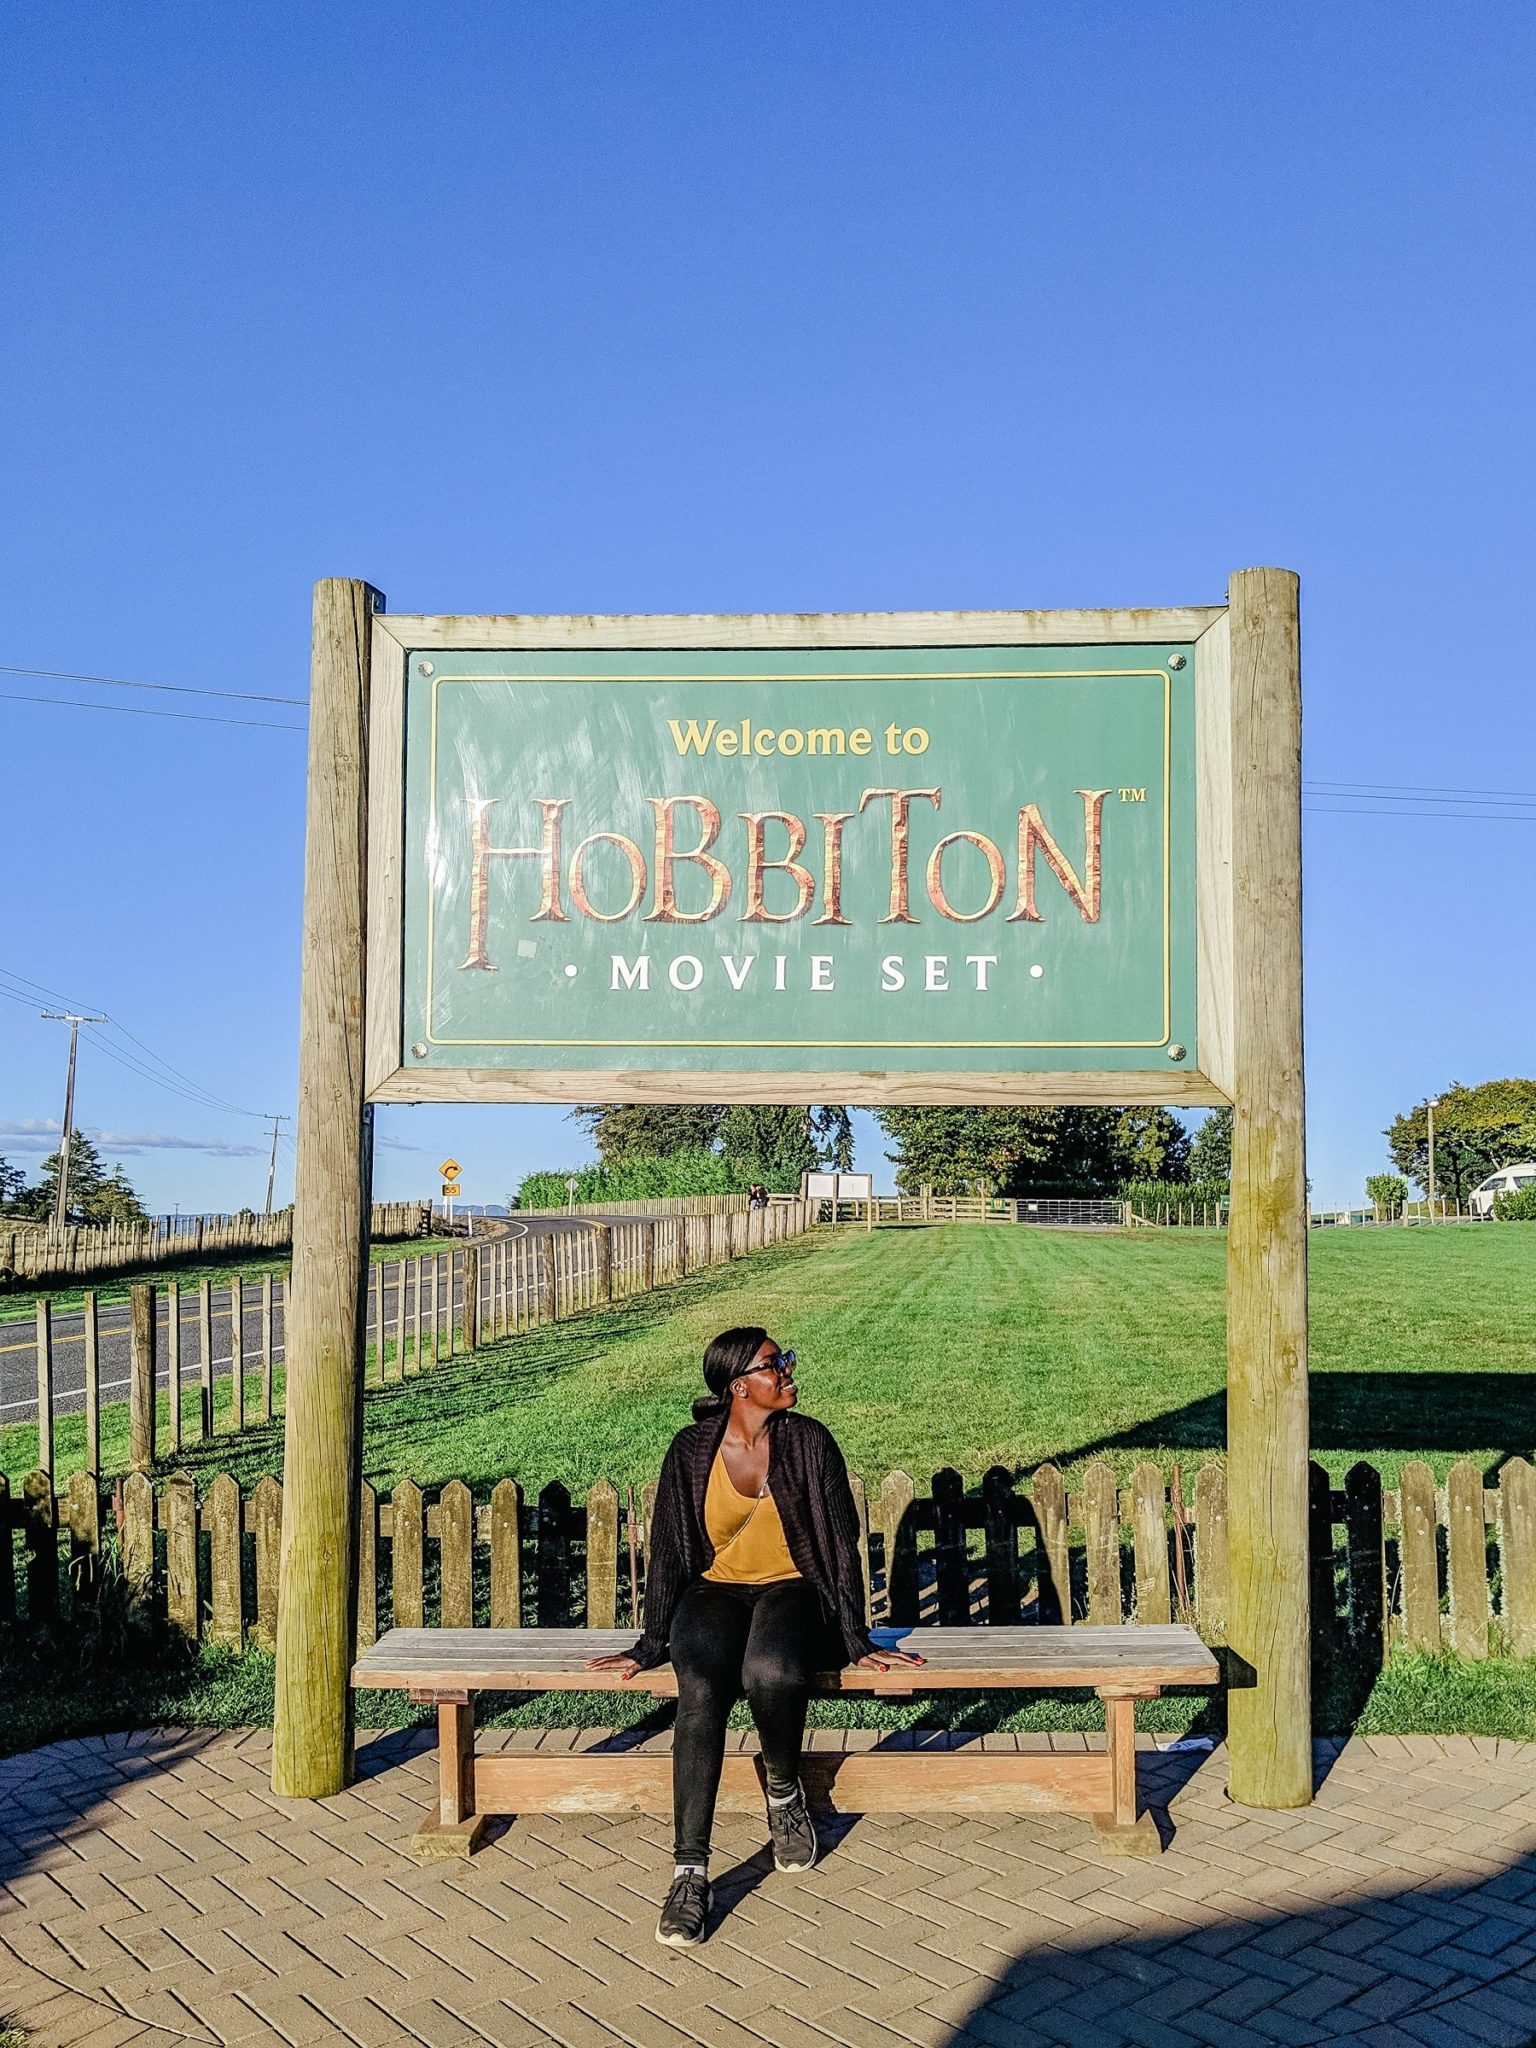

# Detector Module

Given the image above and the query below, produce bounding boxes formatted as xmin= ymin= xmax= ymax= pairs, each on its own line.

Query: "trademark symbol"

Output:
xmin=1118 ymin=787 xmax=1147 ymax=802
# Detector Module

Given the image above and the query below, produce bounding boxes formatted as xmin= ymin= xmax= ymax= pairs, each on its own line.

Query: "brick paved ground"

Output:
xmin=3 ymin=1727 xmax=1536 ymax=2048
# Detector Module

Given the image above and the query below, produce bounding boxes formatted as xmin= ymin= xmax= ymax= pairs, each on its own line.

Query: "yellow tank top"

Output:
xmin=702 ymin=1450 xmax=802 ymax=1585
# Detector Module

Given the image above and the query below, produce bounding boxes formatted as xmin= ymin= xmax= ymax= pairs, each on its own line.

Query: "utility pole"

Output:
xmin=1427 ymin=1097 xmax=1440 ymax=1216
xmin=262 ymin=1113 xmax=291 ymax=1215
xmin=40 ymin=1012 xmax=107 ymax=1227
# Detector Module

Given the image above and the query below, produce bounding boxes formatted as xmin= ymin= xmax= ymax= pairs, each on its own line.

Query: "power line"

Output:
xmin=0 ymin=663 xmax=306 ymax=706
xmin=0 ymin=966 xmax=273 ymax=1121
xmin=1304 ymin=779 xmax=1536 ymax=803
xmin=0 ymin=688 xmax=305 ymax=733
xmin=1304 ymin=804 xmax=1534 ymax=823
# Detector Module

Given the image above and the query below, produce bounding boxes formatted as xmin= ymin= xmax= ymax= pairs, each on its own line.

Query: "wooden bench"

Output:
xmin=352 ymin=1623 xmax=1219 ymax=1860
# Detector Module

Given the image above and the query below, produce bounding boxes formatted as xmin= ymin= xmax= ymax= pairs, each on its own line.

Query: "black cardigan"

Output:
xmin=629 ymin=1407 xmax=877 ymax=1671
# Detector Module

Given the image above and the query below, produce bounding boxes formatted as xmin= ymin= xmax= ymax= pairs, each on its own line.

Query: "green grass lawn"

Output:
xmin=5 ymin=1222 xmax=1535 ymax=1752
xmin=81 ymin=1218 xmax=1535 ymax=1499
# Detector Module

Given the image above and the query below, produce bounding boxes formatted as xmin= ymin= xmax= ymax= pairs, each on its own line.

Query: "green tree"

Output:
xmin=97 ymin=1162 xmax=151 ymax=1226
xmin=572 ymin=1104 xmax=726 ymax=1162
xmin=20 ymin=1135 xmax=148 ymax=1224
xmin=1187 ymin=1105 xmax=1233 ymax=1185
xmin=875 ymin=1105 xmax=1190 ymax=1198
xmin=1385 ymin=1079 xmax=1536 ymax=1203
xmin=0 ymin=1156 xmax=26 ymax=1211
xmin=811 ymin=1106 xmax=855 ymax=1173
xmin=1365 ymin=1172 xmax=1408 ymax=1218
xmin=720 ymin=1106 xmax=823 ymax=1192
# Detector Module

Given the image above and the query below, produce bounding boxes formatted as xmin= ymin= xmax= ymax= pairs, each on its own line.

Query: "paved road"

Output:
xmin=0 ymin=1212 xmax=637 ymax=1427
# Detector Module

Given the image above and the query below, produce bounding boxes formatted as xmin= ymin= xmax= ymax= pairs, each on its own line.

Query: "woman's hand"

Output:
xmin=586 ymin=1653 xmax=641 ymax=1680
xmin=856 ymin=1647 xmax=926 ymax=1673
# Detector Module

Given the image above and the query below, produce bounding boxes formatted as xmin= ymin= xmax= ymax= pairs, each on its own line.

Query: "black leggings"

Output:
xmin=669 ymin=1576 xmax=823 ymax=1863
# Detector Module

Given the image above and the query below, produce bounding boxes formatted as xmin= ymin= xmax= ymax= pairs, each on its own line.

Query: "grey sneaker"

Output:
xmin=656 ymin=1870 xmax=711 ymax=1947
xmin=767 ymin=1783 xmax=819 ymax=1871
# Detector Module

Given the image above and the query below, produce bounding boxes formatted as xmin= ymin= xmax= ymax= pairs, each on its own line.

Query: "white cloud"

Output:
xmin=0 ymin=1118 xmax=262 ymax=1160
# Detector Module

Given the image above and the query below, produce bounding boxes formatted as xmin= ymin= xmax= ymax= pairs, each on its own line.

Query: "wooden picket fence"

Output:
xmin=2 ymin=1201 xmax=435 ymax=1288
xmin=25 ymin=1202 xmax=817 ymax=1482
xmin=5 ymin=1455 xmax=1532 ymax=1666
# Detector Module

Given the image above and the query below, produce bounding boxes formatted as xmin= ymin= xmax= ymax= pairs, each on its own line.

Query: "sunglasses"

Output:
xmin=749 ymin=1348 xmax=796 ymax=1379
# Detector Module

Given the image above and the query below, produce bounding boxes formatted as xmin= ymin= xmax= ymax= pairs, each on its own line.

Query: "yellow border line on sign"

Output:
xmin=420 ymin=668 xmax=1177 ymax=1050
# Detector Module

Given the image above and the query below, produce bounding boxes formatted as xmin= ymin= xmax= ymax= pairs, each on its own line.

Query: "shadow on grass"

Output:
xmin=1053 ymin=1372 xmax=1536 ymax=1476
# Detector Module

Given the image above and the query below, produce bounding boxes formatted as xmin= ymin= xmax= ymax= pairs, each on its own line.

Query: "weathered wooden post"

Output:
xmin=593 ymin=1224 xmax=613 ymax=1305
xmin=1223 ymin=567 xmax=1311 ymax=1809
xmin=129 ymin=1283 xmax=155 ymax=1472
xmin=461 ymin=1243 xmax=480 ymax=1351
xmin=273 ymin=577 xmax=381 ymax=1800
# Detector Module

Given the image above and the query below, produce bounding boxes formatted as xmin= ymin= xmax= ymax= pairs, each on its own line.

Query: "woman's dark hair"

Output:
xmin=692 ymin=1325 xmax=768 ymax=1421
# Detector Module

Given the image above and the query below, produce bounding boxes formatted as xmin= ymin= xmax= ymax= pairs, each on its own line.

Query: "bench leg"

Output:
xmin=1092 ymin=1689 xmax=1161 ymax=1856
xmin=410 ymin=1692 xmax=487 ymax=1860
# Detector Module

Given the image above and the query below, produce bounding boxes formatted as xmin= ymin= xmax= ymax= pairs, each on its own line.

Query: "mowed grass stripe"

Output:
xmin=110 ymin=1221 xmax=1536 ymax=1498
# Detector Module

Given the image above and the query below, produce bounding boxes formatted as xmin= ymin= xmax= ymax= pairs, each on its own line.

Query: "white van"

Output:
xmin=1469 ymin=1162 xmax=1536 ymax=1218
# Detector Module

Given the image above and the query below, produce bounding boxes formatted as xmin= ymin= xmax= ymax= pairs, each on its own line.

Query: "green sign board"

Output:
xmin=395 ymin=643 xmax=1196 ymax=1079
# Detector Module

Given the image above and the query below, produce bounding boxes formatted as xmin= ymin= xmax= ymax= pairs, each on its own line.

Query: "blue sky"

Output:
xmin=2 ymin=2 xmax=1531 ymax=1211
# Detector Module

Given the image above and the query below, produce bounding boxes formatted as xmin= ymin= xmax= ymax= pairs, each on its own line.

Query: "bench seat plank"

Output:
xmin=352 ymin=1623 xmax=1219 ymax=1695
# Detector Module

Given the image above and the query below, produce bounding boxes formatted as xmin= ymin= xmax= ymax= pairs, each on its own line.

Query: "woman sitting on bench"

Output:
xmin=588 ymin=1325 xmax=924 ymax=1947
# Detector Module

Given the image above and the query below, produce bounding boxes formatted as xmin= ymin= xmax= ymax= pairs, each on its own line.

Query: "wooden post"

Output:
xmin=228 ymin=1275 xmax=245 ymax=1433
xmin=35 ymin=1300 xmax=54 ymax=1481
xmin=198 ymin=1279 xmax=214 ymax=1438
xmin=260 ymin=1273 xmax=274 ymax=1418
xmin=82 ymin=1290 xmax=100 ymax=1476
xmin=1224 ymin=567 xmax=1311 ymax=1810
xmin=166 ymin=1281 xmax=182 ymax=1455
xmin=462 ymin=1244 xmax=480 ymax=1351
xmin=129 ymin=1284 xmax=155 ymax=1472
xmin=274 ymin=576 xmax=381 ymax=1800
xmin=594 ymin=1224 xmax=613 ymax=1306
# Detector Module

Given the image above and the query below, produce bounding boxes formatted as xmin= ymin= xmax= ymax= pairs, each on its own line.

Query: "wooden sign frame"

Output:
xmin=275 ymin=571 xmax=1308 ymax=1828
xmin=363 ymin=604 xmax=1238 ymax=1109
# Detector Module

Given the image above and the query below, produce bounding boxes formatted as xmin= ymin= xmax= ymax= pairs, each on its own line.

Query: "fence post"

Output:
xmin=1398 ymin=1461 xmax=1440 ymax=1652
xmin=1084 ymin=1463 xmax=1120 ymax=1624
xmin=208 ymin=1473 xmax=243 ymax=1649
xmin=1032 ymin=1463 xmax=1070 ymax=1625
xmin=462 ymin=1244 xmax=480 ymax=1351
xmin=229 ymin=1277 xmax=245 ymax=1432
xmin=1194 ymin=1464 xmax=1229 ymax=1637
xmin=130 ymin=1283 xmax=156 ymax=1472
xmin=23 ymin=1468 xmax=58 ymax=1624
xmin=0 ymin=1475 xmax=12 ymax=1628
xmin=1500 ymin=1458 xmax=1536 ymax=1658
xmin=1447 ymin=1459 xmax=1490 ymax=1659
xmin=35 ymin=1300 xmax=54 ymax=1482
xmin=490 ymin=1479 xmax=523 ymax=1628
xmin=982 ymin=1466 xmax=1020 ymax=1625
xmin=1129 ymin=1462 xmax=1171 ymax=1624
xmin=587 ymin=1481 xmax=619 ymax=1628
xmin=83 ymin=1291 xmax=100 ymax=1476
xmin=165 ymin=1282 xmax=182 ymax=1455
xmin=593 ymin=1225 xmax=613 ymax=1306
xmin=641 ymin=1222 xmax=657 ymax=1292
xmin=165 ymin=1473 xmax=199 ymax=1640
xmin=1343 ymin=1462 xmax=1385 ymax=1656
xmin=878 ymin=1471 xmax=918 ymax=1625
xmin=439 ymin=1480 xmax=474 ymax=1628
